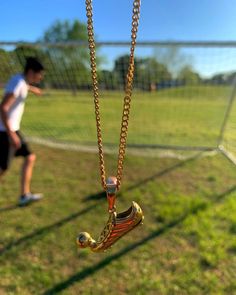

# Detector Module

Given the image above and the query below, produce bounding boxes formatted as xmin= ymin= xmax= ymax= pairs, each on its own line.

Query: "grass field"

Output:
xmin=21 ymin=86 xmax=234 ymax=148
xmin=0 ymin=86 xmax=236 ymax=294
xmin=0 ymin=144 xmax=236 ymax=294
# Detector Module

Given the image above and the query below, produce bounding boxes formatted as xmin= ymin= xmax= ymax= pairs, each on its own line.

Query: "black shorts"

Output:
xmin=0 ymin=131 xmax=32 ymax=171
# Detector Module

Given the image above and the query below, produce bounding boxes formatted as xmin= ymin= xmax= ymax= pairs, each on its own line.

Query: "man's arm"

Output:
xmin=28 ymin=85 xmax=42 ymax=96
xmin=0 ymin=93 xmax=21 ymax=149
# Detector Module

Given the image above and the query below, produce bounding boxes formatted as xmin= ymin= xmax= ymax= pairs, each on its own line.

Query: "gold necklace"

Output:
xmin=77 ymin=0 xmax=144 ymax=252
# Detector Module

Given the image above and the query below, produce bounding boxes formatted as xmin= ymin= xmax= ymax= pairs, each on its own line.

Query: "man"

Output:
xmin=0 ymin=57 xmax=44 ymax=206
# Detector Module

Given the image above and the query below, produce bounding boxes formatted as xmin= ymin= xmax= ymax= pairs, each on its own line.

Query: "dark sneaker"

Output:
xmin=19 ymin=193 xmax=43 ymax=206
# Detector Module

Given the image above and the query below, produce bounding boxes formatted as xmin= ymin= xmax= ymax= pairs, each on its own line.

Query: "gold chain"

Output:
xmin=85 ymin=0 xmax=141 ymax=191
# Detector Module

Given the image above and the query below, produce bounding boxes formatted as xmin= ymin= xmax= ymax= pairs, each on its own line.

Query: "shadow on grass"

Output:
xmin=0 ymin=204 xmax=19 ymax=212
xmin=0 ymin=192 xmax=105 ymax=256
xmin=83 ymin=190 xmax=106 ymax=202
xmin=83 ymin=151 xmax=203 ymax=202
xmin=126 ymin=152 xmax=203 ymax=192
xmin=42 ymin=184 xmax=236 ymax=294
xmin=0 ymin=152 xmax=204 ymax=256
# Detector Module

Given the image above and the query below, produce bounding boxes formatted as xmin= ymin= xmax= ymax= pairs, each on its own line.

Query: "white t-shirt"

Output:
xmin=0 ymin=74 xmax=28 ymax=131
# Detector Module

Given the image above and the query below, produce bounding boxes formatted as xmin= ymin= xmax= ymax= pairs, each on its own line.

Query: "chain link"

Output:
xmin=85 ymin=0 xmax=141 ymax=191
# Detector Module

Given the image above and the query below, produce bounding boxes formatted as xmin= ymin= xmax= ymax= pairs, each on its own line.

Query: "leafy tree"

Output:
xmin=113 ymin=55 xmax=140 ymax=90
xmin=136 ymin=57 xmax=172 ymax=90
xmin=178 ymin=66 xmax=201 ymax=85
xmin=43 ymin=20 xmax=87 ymax=43
xmin=0 ymin=49 xmax=14 ymax=84
xmin=99 ymin=70 xmax=120 ymax=90
xmin=41 ymin=20 xmax=92 ymax=90
xmin=113 ymin=55 xmax=172 ymax=91
xmin=154 ymin=46 xmax=194 ymax=78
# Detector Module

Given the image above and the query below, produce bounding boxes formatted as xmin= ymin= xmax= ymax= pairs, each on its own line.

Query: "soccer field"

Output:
xmin=0 ymin=143 xmax=236 ymax=294
xmin=21 ymin=85 xmax=235 ymax=149
xmin=1 ymin=0 xmax=236 ymax=291
xmin=0 ymin=85 xmax=236 ymax=294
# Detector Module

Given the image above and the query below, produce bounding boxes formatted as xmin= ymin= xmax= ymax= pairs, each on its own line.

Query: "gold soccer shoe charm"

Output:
xmin=77 ymin=177 xmax=144 ymax=252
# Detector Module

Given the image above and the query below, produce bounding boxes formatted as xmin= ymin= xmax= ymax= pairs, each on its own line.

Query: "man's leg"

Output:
xmin=16 ymin=132 xmax=43 ymax=205
xmin=20 ymin=153 xmax=36 ymax=195
xmin=19 ymin=152 xmax=43 ymax=206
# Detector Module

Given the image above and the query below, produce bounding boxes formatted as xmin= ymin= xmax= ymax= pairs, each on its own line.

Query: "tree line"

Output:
xmin=0 ymin=20 xmax=233 ymax=91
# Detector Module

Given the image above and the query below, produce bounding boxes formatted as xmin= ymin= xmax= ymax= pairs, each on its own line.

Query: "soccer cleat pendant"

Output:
xmin=77 ymin=177 xmax=144 ymax=252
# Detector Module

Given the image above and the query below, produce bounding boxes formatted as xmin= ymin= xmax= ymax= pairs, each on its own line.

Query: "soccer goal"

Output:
xmin=1 ymin=41 xmax=236 ymax=161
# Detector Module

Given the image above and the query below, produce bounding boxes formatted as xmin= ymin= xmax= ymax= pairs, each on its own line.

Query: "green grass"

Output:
xmin=0 ymin=144 xmax=236 ymax=294
xmin=22 ymin=85 xmax=233 ymax=148
xmin=0 ymin=85 xmax=236 ymax=294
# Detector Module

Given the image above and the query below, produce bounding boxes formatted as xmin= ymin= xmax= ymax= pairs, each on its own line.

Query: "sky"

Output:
xmin=1 ymin=0 xmax=236 ymax=77
xmin=0 ymin=0 xmax=236 ymax=42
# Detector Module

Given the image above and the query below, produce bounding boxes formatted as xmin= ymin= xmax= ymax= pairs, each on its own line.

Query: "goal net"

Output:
xmin=0 ymin=41 xmax=236 ymax=159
